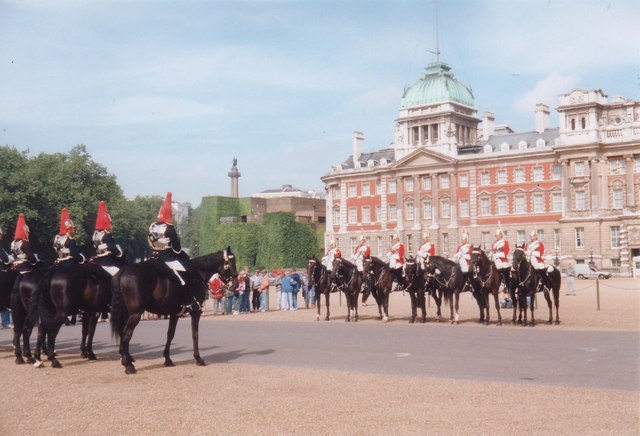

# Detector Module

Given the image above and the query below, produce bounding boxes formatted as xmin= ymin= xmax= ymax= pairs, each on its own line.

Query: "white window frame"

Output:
xmin=361 ymin=182 xmax=370 ymax=197
xmin=459 ymin=173 xmax=469 ymax=188
xmin=480 ymin=197 xmax=491 ymax=216
xmin=576 ymin=191 xmax=586 ymax=210
xmin=533 ymin=167 xmax=544 ymax=181
xmin=405 ymin=202 xmax=414 ymax=220
xmin=348 ymin=207 xmax=357 ymax=224
xmin=497 ymin=196 xmax=508 ymax=215
xmin=362 ymin=206 xmax=371 ymax=223
xmin=440 ymin=199 xmax=450 ymax=218
xmin=515 ymin=195 xmax=526 ymax=213
xmin=404 ymin=178 xmax=414 ymax=192
xmin=480 ymin=171 xmax=490 ymax=186
xmin=552 ymin=192 xmax=562 ymax=212
xmin=533 ymin=193 xmax=545 ymax=213
xmin=575 ymin=227 xmax=585 ymax=248
xmin=348 ymin=184 xmax=357 ymax=198
xmin=497 ymin=169 xmax=507 ymax=184
xmin=422 ymin=200 xmax=432 ymax=220
xmin=388 ymin=180 xmax=396 ymax=194
xmin=459 ymin=199 xmax=469 ymax=217
xmin=440 ymin=174 xmax=450 ymax=189
xmin=422 ymin=176 xmax=432 ymax=191
xmin=389 ymin=204 xmax=397 ymax=221
xmin=611 ymin=226 xmax=620 ymax=248
xmin=515 ymin=168 xmax=525 ymax=183
xmin=612 ymin=188 xmax=624 ymax=209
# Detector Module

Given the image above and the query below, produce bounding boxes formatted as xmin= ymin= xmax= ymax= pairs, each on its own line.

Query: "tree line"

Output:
xmin=1 ymin=145 xmax=322 ymax=268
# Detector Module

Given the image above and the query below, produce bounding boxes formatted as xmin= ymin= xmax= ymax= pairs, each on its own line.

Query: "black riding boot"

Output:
xmin=537 ymin=269 xmax=549 ymax=291
xmin=501 ymin=268 xmax=511 ymax=291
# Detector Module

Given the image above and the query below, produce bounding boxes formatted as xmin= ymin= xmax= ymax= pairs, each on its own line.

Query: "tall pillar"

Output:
xmin=625 ymin=155 xmax=635 ymax=208
xmin=228 ymin=158 xmax=241 ymax=198
xmin=560 ymin=160 xmax=570 ymax=215
xmin=590 ymin=158 xmax=599 ymax=215
xmin=396 ymin=176 xmax=404 ymax=233
xmin=449 ymin=171 xmax=458 ymax=228
xmin=412 ymin=175 xmax=421 ymax=231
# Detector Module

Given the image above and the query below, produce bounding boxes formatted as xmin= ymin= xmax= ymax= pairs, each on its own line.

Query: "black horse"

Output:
xmin=362 ymin=256 xmax=394 ymax=322
xmin=404 ymin=257 xmax=445 ymax=324
xmin=111 ymin=248 xmax=238 ymax=374
xmin=30 ymin=258 xmax=128 ymax=368
xmin=307 ymin=256 xmax=332 ymax=321
xmin=424 ymin=255 xmax=482 ymax=324
xmin=332 ymin=257 xmax=362 ymax=322
xmin=469 ymin=246 xmax=503 ymax=326
xmin=512 ymin=246 xmax=561 ymax=325
xmin=10 ymin=264 xmax=48 ymax=365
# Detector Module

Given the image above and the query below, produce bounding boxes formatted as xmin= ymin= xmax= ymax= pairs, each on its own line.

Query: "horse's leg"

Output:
xmin=419 ymin=290 xmax=426 ymax=323
xmin=483 ymin=293 xmax=490 ymax=325
xmin=354 ymin=291 xmax=360 ymax=322
xmin=408 ymin=291 xmax=417 ymax=323
xmin=553 ymin=285 xmax=561 ymax=325
xmin=325 ymin=289 xmax=331 ymax=321
xmin=190 ymin=309 xmax=206 ymax=366
xmin=85 ymin=312 xmax=100 ymax=360
xmin=452 ymin=291 xmax=459 ymax=324
xmin=316 ymin=290 xmax=322 ymax=321
xmin=46 ymin=321 xmax=64 ymax=368
xmin=163 ymin=314 xmax=180 ymax=367
xmin=12 ymin=324 xmax=25 ymax=365
xmin=80 ymin=313 xmax=90 ymax=358
xmin=493 ymin=290 xmax=502 ymax=326
xmin=120 ymin=313 xmax=142 ymax=374
xmin=382 ymin=291 xmax=390 ymax=323
xmin=529 ymin=292 xmax=536 ymax=327
xmin=543 ymin=290 xmax=553 ymax=325
xmin=33 ymin=323 xmax=46 ymax=365
xmin=434 ymin=290 xmax=443 ymax=322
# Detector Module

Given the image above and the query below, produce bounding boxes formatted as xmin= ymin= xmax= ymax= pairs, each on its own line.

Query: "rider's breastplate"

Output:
xmin=54 ymin=235 xmax=71 ymax=258
xmin=11 ymin=240 xmax=26 ymax=260
xmin=149 ymin=223 xmax=170 ymax=250
xmin=93 ymin=230 xmax=109 ymax=254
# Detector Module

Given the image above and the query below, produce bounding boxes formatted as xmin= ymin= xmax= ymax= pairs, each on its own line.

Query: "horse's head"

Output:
xmin=511 ymin=244 xmax=529 ymax=277
xmin=362 ymin=256 xmax=373 ymax=276
xmin=307 ymin=257 xmax=319 ymax=284
xmin=404 ymin=256 xmax=417 ymax=282
xmin=332 ymin=257 xmax=344 ymax=278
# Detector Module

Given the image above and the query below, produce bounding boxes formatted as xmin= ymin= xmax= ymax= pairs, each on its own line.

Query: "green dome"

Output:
xmin=400 ymin=61 xmax=474 ymax=108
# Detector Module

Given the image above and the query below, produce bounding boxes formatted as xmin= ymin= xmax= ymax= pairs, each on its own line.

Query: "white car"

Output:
xmin=573 ymin=264 xmax=611 ymax=280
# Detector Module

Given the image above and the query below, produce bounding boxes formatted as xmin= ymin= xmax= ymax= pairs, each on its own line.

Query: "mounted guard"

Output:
xmin=453 ymin=231 xmax=472 ymax=276
xmin=322 ymin=239 xmax=341 ymax=273
xmin=53 ymin=208 xmax=86 ymax=266
xmin=91 ymin=200 xmax=125 ymax=276
xmin=351 ymin=235 xmax=370 ymax=274
xmin=148 ymin=192 xmax=191 ymax=289
xmin=416 ymin=232 xmax=435 ymax=271
xmin=491 ymin=228 xmax=511 ymax=291
xmin=526 ymin=230 xmax=552 ymax=290
xmin=10 ymin=213 xmax=39 ymax=274
xmin=386 ymin=233 xmax=405 ymax=290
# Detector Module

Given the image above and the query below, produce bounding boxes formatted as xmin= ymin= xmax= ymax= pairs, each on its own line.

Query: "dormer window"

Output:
xmin=367 ymin=160 xmax=375 ymax=168
xmin=518 ymin=140 xmax=527 ymax=150
xmin=483 ymin=144 xmax=492 ymax=153
xmin=536 ymin=138 xmax=546 ymax=148
xmin=500 ymin=142 xmax=509 ymax=152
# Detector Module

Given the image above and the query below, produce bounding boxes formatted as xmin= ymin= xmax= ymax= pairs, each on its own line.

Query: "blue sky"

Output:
xmin=1 ymin=0 xmax=639 ymax=207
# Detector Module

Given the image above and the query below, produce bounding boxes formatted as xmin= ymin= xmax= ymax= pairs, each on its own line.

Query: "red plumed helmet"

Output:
xmin=59 ymin=208 xmax=75 ymax=235
xmin=95 ymin=201 xmax=112 ymax=231
xmin=14 ymin=213 xmax=30 ymax=241
xmin=157 ymin=192 xmax=173 ymax=223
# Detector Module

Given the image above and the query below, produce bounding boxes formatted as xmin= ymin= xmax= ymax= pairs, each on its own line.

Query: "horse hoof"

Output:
xmin=164 ymin=360 xmax=175 ymax=367
xmin=81 ymin=352 xmax=88 ymax=359
xmin=484 ymin=321 xmax=489 ymax=326
xmin=497 ymin=321 xmax=502 ymax=326
xmin=196 ymin=358 xmax=206 ymax=367
xmin=555 ymin=320 xmax=560 ymax=325
xmin=33 ymin=360 xmax=44 ymax=368
xmin=15 ymin=357 xmax=25 ymax=365
xmin=409 ymin=318 xmax=415 ymax=324
xmin=88 ymin=354 xmax=98 ymax=361
xmin=324 ymin=317 xmax=330 ymax=321
xmin=420 ymin=318 xmax=426 ymax=324
xmin=382 ymin=317 xmax=388 ymax=323
xmin=51 ymin=360 xmax=63 ymax=369
xmin=125 ymin=366 xmax=137 ymax=375
xmin=27 ymin=356 xmax=36 ymax=365
xmin=316 ymin=315 xmax=320 ymax=321
xmin=546 ymin=321 xmax=552 ymax=325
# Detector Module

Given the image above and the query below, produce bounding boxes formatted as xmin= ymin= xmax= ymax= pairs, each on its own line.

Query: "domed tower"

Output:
xmin=393 ymin=61 xmax=479 ymax=160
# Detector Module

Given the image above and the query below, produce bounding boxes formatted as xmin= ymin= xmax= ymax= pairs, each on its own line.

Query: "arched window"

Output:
xmin=581 ymin=117 xmax=586 ymax=129
xmin=570 ymin=119 xmax=576 ymax=130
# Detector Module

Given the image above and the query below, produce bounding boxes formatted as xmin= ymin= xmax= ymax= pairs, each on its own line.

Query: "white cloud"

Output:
xmin=513 ymin=72 xmax=578 ymax=114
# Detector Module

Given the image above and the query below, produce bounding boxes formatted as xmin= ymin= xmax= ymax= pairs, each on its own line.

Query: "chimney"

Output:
xmin=352 ymin=131 xmax=364 ymax=163
xmin=535 ymin=103 xmax=550 ymax=133
xmin=482 ymin=111 xmax=495 ymax=139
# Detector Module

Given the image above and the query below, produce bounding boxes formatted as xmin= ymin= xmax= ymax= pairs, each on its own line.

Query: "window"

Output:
xmin=406 ymin=203 xmax=414 ymax=220
xmin=537 ymin=229 xmax=545 ymax=242
xmin=581 ymin=117 xmax=586 ymax=129
xmin=406 ymin=234 xmax=413 ymax=253
xmin=362 ymin=206 xmax=371 ymax=223
xmin=442 ymin=233 xmax=449 ymax=254
xmin=459 ymin=199 xmax=469 ymax=217
xmin=554 ymin=229 xmax=561 ymax=250
xmin=635 ymin=159 xmax=640 ymax=173
xmin=361 ymin=182 xmax=370 ymax=196
xmin=422 ymin=176 xmax=432 ymax=190
xmin=440 ymin=175 xmax=450 ymax=189
xmin=515 ymin=195 xmax=526 ymax=213
xmin=377 ymin=237 xmax=383 ymax=256
xmin=348 ymin=207 xmax=357 ymax=224
xmin=570 ymin=118 xmax=576 ymax=130
xmin=388 ymin=180 xmax=396 ymax=194
xmin=375 ymin=180 xmax=381 ymax=194
xmin=552 ymin=164 xmax=561 ymax=180
xmin=333 ymin=207 xmax=340 ymax=225
xmin=497 ymin=196 xmax=508 ymax=215
xmin=375 ymin=205 xmax=381 ymax=222
xmin=576 ymin=191 xmax=586 ymax=210
xmin=552 ymin=193 xmax=562 ymax=212
xmin=612 ymin=189 xmax=624 ymax=209
xmin=422 ymin=200 xmax=432 ymax=220
xmin=480 ymin=197 xmax=491 ymax=216
xmin=516 ymin=230 xmax=526 ymax=246
xmin=480 ymin=171 xmax=490 ymax=185
xmin=611 ymin=258 xmax=621 ymax=268
xmin=514 ymin=168 xmax=525 ymax=183
xmin=611 ymin=226 xmax=620 ymax=248
xmin=575 ymin=227 xmax=585 ymax=248
xmin=609 ymin=159 xmax=626 ymax=175
xmin=389 ymin=204 xmax=397 ymax=221
xmin=404 ymin=178 xmax=414 ymax=192
xmin=441 ymin=199 xmax=450 ymax=218
xmin=533 ymin=167 xmax=544 ymax=181
xmin=348 ymin=184 xmax=357 ymax=198
xmin=575 ymin=161 xmax=586 ymax=177
xmin=459 ymin=173 xmax=469 ymax=188
xmin=497 ymin=169 xmax=507 ymax=184
xmin=533 ymin=193 xmax=544 ymax=213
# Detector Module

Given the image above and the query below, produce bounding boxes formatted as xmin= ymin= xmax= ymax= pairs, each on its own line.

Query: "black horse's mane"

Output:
xmin=428 ymin=255 xmax=456 ymax=273
xmin=191 ymin=246 xmax=234 ymax=269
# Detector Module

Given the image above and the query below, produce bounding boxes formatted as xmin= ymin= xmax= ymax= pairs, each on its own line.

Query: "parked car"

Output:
xmin=574 ymin=264 xmax=611 ymax=280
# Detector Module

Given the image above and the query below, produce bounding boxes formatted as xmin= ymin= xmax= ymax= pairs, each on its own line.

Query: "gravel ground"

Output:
xmin=1 ymin=277 xmax=638 ymax=435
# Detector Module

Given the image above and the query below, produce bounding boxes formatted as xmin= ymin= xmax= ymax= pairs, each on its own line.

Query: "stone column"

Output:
xmin=560 ymin=160 xmax=570 ymax=215
xmin=449 ymin=171 xmax=458 ymax=227
xmin=431 ymin=173 xmax=439 ymax=231
xmin=625 ymin=155 xmax=635 ymax=208
xmin=590 ymin=158 xmax=599 ymax=215
xmin=339 ymin=180 xmax=347 ymax=235
xmin=396 ymin=176 xmax=404 ymax=233
xmin=228 ymin=160 xmax=241 ymax=198
xmin=412 ymin=174 xmax=421 ymax=231
xmin=599 ymin=158 xmax=609 ymax=211
xmin=380 ymin=176 xmax=388 ymax=229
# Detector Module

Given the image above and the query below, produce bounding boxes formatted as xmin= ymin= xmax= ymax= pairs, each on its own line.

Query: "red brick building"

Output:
xmin=321 ymin=62 xmax=640 ymax=275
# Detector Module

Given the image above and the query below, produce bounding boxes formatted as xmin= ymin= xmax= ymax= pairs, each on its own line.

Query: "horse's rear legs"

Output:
xmin=189 ymin=311 xmax=206 ymax=367
xmin=163 ymin=314 xmax=180 ymax=367
xmin=120 ymin=313 xmax=141 ymax=375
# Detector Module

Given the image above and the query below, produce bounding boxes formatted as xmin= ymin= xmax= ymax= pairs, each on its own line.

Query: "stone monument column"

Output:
xmin=228 ymin=157 xmax=241 ymax=198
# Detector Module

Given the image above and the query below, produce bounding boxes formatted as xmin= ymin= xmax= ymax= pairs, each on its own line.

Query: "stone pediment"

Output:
xmin=391 ymin=147 xmax=457 ymax=170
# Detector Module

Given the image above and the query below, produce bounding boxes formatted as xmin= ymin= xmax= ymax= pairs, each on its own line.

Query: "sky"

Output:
xmin=1 ymin=0 xmax=639 ymax=207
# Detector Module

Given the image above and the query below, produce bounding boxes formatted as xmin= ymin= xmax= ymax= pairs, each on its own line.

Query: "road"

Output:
xmin=1 ymin=318 xmax=637 ymax=392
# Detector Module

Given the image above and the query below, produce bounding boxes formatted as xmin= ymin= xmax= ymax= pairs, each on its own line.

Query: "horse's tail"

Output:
xmin=110 ymin=269 xmax=128 ymax=343
xmin=27 ymin=267 xmax=54 ymax=326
